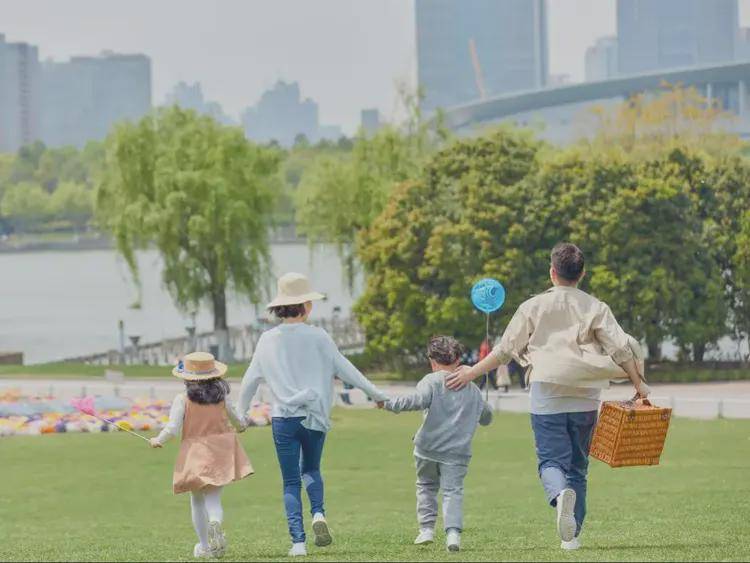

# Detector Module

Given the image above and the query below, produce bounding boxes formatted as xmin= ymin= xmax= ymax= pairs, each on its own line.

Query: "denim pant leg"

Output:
xmin=440 ymin=463 xmax=468 ymax=532
xmin=530 ymin=413 xmax=573 ymax=506
xmin=299 ymin=426 xmax=327 ymax=516
xmin=567 ymin=410 xmax=598 ymax=536
xmin=272 ymin=417 xmax=306 ymax=543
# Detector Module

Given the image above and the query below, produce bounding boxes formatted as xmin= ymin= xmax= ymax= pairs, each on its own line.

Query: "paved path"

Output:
xmin=2 ymin=378 xmax=749 ymax=420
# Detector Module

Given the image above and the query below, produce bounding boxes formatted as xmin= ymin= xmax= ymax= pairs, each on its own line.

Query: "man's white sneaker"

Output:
xmin=208 ymin=521 xmax=226 ymax=557
xmin=288 ymin=542 xmax=307 ymax=557
xmin=312 ymin=512 xmax=332 ymax=547
xmin=556 ymin=488 xmax=577 ymax=542
xmin=414 ymin=528 xmax=435 ymax=545
xmin=446 ymin=529 xmax=461 ymax=552
xmin=193 ymin=543 xmax=213 ymax=559
xmin=561 ymin=536 xmax=581 ymax=550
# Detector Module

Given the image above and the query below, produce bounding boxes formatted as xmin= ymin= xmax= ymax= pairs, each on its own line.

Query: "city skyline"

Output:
xmin=4 ymin=0 xmax=750 ymax=135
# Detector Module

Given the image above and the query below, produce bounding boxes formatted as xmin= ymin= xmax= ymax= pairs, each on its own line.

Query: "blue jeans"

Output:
xmin=271 ymin=417 xmax=326 ymax=543
xmin=530 ymin=411 xmax=598 ymax=536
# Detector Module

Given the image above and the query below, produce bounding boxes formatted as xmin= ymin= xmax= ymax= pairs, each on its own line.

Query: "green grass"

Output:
xmin=0 ymin=410 xmax=748 ymax=562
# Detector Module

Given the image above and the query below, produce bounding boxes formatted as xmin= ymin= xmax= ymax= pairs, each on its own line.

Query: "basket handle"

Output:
xmin=626 ymin=394 xmax=652 ymax=407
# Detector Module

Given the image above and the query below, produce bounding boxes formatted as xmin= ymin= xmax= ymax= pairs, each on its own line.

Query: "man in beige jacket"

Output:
xmin=447 ymin=243 xmax=649 ymax=551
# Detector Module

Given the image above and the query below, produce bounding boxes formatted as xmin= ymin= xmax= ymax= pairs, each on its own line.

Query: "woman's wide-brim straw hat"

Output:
xmin=267 ymin=272 xmax=325 ymax=308
xmin=172 ymin=351 xmax=228 ymax=380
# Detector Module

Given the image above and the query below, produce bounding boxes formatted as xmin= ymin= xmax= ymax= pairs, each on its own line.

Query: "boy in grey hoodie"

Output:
xmin=384 ymin=336 xmax=493 ymax=552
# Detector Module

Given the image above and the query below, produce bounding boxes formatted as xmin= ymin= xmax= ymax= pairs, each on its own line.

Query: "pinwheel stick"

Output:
xmin=70 ymin=397 xmax=150 ymax=442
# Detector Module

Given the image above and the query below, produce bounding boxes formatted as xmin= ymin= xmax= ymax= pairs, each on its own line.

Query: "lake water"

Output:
xmin=0 ymin=245 xmax=360 ymax=364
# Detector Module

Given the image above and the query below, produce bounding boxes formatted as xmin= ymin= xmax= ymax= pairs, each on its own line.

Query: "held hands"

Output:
xmin=445 ymin=365 xmax=475 ymax=391
xmin=149 ymin=438 xmax=163 ymax=449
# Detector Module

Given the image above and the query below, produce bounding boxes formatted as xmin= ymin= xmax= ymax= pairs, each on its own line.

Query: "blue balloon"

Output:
xmin=471 ymin=278 xmax=506 ymax=313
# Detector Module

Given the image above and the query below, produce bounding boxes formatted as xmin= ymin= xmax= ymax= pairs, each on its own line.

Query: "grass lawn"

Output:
xmin=1 ymin=410 xmax=748 ymax=562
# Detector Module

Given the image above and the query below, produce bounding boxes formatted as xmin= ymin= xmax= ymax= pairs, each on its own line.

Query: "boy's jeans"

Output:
xmin=271 ymin=417 xmax=326 ymax=543
xmin=415 ymin=456 xmax=468 ymax=532
xmin=530 ymin=411 xmax=598 ymax=536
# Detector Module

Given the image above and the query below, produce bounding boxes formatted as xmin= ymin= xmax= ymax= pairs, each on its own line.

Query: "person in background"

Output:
xmin=447 ymin=243 xmax=650 ymax=551
xmin=476 ymin=339 xmax=498 ymax=391
xmin=383 ymin=336 xmax=493 ymax=553
xmin=237 ymin=272 xmax=388 ymax=557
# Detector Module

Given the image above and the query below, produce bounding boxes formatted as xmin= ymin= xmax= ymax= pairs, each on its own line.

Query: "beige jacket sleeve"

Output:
xmin=491 ymin=306 xmax=533 ymax=365
xmin=591 ymin=303 xmax=634 ymax=365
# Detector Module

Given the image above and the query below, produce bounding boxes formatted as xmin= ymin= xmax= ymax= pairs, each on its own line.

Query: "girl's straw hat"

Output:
xmin=172 ymin=352 xmax=228 ymax=380
xmin=267 ymin=272 xmax=325 ymax=308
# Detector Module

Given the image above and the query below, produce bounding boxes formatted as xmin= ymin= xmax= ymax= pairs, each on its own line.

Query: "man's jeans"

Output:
xmin=530 ymin=411 xmax=598 ymax=536
xmin=414 ymin=456 xmax=468 ymax=532
xmin=271 ymin=417 xmax=326 ymax=543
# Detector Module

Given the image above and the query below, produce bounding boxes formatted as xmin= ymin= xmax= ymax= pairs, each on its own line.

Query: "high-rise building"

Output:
xmin=242 ymin=81 xmax=319 ymax=147
xmin=0 ymin=34 xmax=41 ymax=152
xmin=41 ymin=51 xmax=151 ymax=148
xmin=360 ymin=108 xmax=381 ymax=135
xmin=585 ymin=36 xmax=618 ymax=82
xmin=164 ymin=81 xmax=234 ymax=126
xmin=416 ymin=0 xmax=548 ymax=112
xmin=617 ymin=0 xmax=738 ymax=76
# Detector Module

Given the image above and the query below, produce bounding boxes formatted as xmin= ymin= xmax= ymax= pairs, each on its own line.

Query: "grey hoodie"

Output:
xmin=385 ymin=371 xmax=493 ymax=465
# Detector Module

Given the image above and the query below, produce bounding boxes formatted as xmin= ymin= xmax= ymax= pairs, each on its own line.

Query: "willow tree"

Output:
xmin=97 ymin=107 xmax=280 ymax=359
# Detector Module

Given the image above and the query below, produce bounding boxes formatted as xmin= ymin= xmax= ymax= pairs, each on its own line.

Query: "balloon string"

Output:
xmin=485 ymin=312 xmax=490 ymax=402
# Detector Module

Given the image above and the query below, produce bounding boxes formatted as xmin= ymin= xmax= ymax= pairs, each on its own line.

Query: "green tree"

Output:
xmin=97 ymin=107 xmax=280 ymax=359
xmin=0 ymin=182 xmax=52 ymax=231
xmin=49 ymin=182 xmax=94 ymax=230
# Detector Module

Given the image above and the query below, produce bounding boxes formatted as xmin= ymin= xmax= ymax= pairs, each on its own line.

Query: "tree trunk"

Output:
xmin=646 ymin=338 xmax=662 ymax=361
xmin=211 ymin=287 xmax=233 ymax=362
xmin=693 ymin=342 xmax=706 ymax=363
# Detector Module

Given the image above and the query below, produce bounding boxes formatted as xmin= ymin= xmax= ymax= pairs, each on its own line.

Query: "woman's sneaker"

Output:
xmin=208 ymin=521 xmax=226 ymax=557
xmin=555 ymin=488 xmax=577 ymax=542
xmin=561 ymin=536 xmax=581 ymax=550
xmin=312 ymin=513 xmax=332 ymax=547
xmin=414 ymin=528 xmax=435 ymax=545
xmin=288 ymin=542 xmax=307 ymax=557
xmin=446 ymin=529 xmax=461 ymax=552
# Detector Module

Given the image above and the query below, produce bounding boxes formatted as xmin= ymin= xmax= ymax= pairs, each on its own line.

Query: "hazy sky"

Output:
xmin=2 ymin=0 xmax=750 ymax=133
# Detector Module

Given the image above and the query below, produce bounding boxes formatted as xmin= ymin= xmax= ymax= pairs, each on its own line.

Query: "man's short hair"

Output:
xmin=427 ymin=335 xmax=465 ymax=366
xmin=551 ymin=242 xmax=585 ymax=282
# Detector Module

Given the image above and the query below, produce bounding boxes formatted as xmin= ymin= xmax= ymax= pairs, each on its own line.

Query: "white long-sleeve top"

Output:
xmin=237 ymin=323 xmax=388 ymax=432
xmin=154 ymin=394 xmax=245 ymax=445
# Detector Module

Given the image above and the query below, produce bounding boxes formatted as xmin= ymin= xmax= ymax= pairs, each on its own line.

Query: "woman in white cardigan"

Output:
xmin=238 ymin=272 xmax=388 ymax=557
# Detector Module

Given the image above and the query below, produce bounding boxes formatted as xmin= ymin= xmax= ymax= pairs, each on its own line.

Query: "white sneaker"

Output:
xmin=193 ymin=543 xmax=213 ymax=559
xmin=446 ymin=529 xmax=461 ymax=552
xmin=561 ymin=536 xmax=581 ymax=550
xmin=312 ymin=512 xmax=332 ymax=547
xmin=555 ymin=488 xmax=577 ymax=542
xmin=414 ymin=528 xmax=435 ymax=545
xmin=288 ymin=542 xmax=307 ymax=557
xmin=208 ymin=521 xmax=226 ymax=557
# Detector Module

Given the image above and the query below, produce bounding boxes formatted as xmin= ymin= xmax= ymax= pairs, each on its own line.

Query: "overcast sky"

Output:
xmin=2 ymin=0 xmax=750 ymax=133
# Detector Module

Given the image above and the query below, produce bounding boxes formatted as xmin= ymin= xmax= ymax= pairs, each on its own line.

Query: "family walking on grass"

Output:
xmin=149 ymin=242 xmax=651 ymax=559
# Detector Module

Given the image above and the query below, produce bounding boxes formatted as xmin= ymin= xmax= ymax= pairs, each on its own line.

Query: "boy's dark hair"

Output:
xmin=268 ymin=303 xmax=306 ymax=319
xmin=427 ymin=335 xmax=465 ymax=366
xmin=551 ymin=242 xmax=585 ymax=282
xmin=185 ymin=378 xmax=230 ymax=405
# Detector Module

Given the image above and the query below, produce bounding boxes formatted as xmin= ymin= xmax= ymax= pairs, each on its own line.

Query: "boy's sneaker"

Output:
xmin=556 ymin=488 xmax=577 ymax=542
xmin=208 ymin=521 xmax=226 ymax=557
xmin=288 ymin=542 xmax=307 ymax=557
xmin=561 ymin=536 xmax=581 ymax=550
xmin=193 ymin=543 xmax=213 ymax=559
xmin=414 ymin=528 xmax=435 ymax=545
xmin=312 ymin=513 xmax=332 ymax=547
xmin=446 ymin=529 xmax=461 ymax=552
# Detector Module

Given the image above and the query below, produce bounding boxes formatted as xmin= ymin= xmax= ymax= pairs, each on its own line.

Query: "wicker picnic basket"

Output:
xmin=590 ymin=398 xmax=672 ymax=467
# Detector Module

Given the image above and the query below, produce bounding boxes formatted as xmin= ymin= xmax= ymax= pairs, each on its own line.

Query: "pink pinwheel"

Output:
xmin=70 ymin=396 xmax=149 ymax=442
xmin=70 ymin=396 xmax=95 ymax=416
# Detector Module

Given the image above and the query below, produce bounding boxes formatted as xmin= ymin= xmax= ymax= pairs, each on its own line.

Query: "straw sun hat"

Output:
xmin=266 ymin=272 xmax=325 ymax=308
xmin=172 ymin=351 xmax=228 ymax=380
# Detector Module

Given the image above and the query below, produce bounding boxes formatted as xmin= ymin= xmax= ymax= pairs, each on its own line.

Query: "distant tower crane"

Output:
xmin=468 ymin=37 xmax=487 ymax=100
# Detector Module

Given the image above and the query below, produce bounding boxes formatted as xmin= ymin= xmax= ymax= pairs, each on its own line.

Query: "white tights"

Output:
xmin=190 ymin=486 xmax=224 ymax=549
